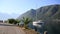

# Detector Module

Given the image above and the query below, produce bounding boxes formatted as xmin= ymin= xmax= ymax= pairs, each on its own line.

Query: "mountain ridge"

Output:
xmin=17 ymin=4 xmax=60 ymax=21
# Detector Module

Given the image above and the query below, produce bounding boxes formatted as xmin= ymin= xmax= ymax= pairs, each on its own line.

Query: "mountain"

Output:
xmin=0 ymin=13 xmax=11 ymax=20
xmin=36 ymin=5 xmax=60 ymax=20
xmin=17 ymin=4 xmax=60 ymax=34
xmin=0 ymin=13 xmax=19 ymax=20
xmin=17 ymin=9 xmax=36 ymax=21
xmin=17 ymin=4 xmax=60 ymax=21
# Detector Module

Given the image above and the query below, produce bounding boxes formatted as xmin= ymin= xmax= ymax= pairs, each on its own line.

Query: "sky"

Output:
xmin=0 ymin=0 xmax=60 ymax=20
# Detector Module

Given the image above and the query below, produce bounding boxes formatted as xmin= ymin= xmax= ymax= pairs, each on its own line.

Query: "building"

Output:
xmin=0 ymin=20 xmax=3 ymax=23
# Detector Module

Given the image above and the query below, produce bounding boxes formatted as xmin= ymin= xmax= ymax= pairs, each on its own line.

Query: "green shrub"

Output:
xmin=22 ymin=17 xmax=32 ymax=29
xmin=8 ymin=18 xmax=20 ymax=25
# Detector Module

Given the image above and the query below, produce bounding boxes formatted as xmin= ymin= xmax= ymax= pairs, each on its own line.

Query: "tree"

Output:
xmin=46 ymin=19 xmax=60 ymax=34
xmin=22 ymin=17 xmax=32 ymax=29
xmin=8 ymin=19 xmax=15 ymax=24
xmin=8 ymin=19 xmax=20 ymax=25
xmin=15 ymin=19 xmax=21 ymax=26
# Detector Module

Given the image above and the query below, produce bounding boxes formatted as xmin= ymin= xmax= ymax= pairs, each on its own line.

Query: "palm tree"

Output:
xmin=15 ymin=19 xmax=21 ymax=26
xmin=22 ymin=17 xmax=32 ymax=29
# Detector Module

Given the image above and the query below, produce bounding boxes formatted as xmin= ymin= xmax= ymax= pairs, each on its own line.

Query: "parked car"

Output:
xmin=33 ymin=20 xmax=44 ymax=34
